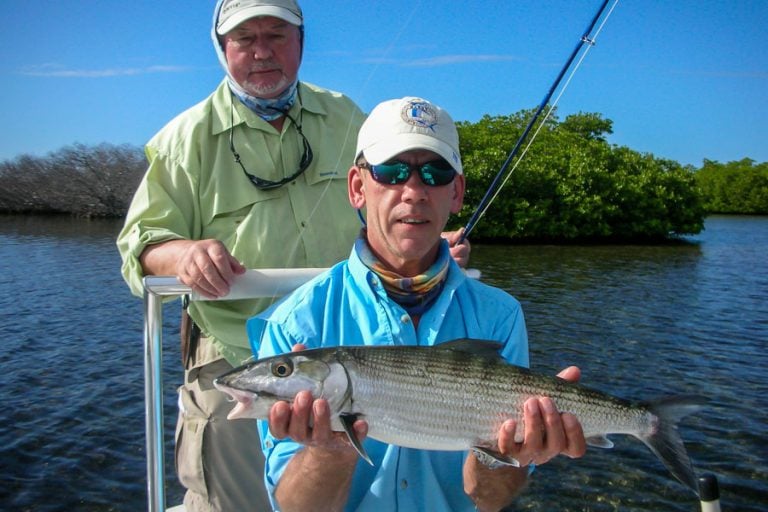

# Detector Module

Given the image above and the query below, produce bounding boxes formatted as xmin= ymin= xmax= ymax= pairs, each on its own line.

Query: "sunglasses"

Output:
xmin=360 ymin=159 xmax=457 ymax=187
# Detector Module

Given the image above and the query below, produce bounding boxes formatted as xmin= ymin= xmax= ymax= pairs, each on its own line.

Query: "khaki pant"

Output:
xmin=176 ymin=336 xmax=272 ymax=511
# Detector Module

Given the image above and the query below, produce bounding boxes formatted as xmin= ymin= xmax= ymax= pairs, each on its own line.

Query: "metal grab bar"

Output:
xmin=142 ymin=269 xmax=327 ymax=512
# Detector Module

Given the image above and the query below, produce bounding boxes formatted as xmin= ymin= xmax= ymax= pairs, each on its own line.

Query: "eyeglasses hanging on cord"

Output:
xmin=228 ymin=93 xmax=314 ymax=191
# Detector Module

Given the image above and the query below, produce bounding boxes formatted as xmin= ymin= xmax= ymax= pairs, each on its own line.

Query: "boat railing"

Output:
xmin=142 ymin=268 xmax=327 ymax=512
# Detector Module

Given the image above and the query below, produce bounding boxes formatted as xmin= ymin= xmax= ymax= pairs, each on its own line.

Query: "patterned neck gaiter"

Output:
xmin=226 ymin=77 xmax=298 ymax=121
xmin=355 ymin=232 xmax=450 ymax=317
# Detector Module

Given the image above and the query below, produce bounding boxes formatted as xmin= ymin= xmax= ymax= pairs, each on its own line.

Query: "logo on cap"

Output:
xmin=221 ymin=1 xmax=243 ymax=17
xmin=400 ymin=100 xmax=437 ymax=132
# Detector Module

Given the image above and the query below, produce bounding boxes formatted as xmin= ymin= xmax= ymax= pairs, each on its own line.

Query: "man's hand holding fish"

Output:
xmin=463 ymin=366 xmax=586 ymax=511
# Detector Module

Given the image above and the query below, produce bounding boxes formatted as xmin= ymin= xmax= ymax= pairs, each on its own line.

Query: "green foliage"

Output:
xmin=695 ymin=158 xmax=768 ymax=214
xmin=3 ymin=110 xmax=761 ymax=238
xmin=454 ymin=111 xmax=706 ymax=241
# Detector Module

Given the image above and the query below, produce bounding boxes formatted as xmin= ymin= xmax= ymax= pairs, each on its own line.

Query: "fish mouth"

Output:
xmin=213 ymin=380 xmax=281 ymax=420
xmin=218 ymin=385 xmax=258 ymax=403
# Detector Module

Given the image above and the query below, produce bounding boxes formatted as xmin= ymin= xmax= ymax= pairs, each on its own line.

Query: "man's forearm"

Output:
xmin=139 ymin=239 xmax=193 ymax=276
xmin=463 ymin=454 xmax=528 ymax=512
xmin=274 ymin=446 xmax=359 ymax=512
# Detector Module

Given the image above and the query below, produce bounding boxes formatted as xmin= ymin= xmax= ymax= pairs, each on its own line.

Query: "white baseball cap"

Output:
xmin=216 ymin=0 xmax=303 ymax=35
xmin=356 ymin=97 xmax=463 ymax=174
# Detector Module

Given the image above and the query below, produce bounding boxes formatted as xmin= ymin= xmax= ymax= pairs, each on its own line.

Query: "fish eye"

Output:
xmin=271 ymin=359 xmax=293 ymax=378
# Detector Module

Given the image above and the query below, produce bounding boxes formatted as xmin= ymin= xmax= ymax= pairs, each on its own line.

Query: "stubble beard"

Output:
xmin=241 ymin=73 xmax=291 ymax=98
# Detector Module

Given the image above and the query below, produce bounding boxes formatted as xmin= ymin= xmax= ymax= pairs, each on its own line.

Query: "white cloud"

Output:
xmin=19 ymin=64 xmax=194 ymax=77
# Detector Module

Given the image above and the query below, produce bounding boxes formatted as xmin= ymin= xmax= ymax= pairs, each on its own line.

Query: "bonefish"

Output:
xmin=214 ymin=339 xmax=706 ymax=495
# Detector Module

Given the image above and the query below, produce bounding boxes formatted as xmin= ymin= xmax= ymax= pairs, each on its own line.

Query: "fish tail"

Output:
xmin=639 ymin=395 xmax=707 ymax=496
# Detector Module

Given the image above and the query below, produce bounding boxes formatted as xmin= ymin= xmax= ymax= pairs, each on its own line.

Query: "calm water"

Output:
xmin=0 ymin=214 xmax=766 ymax=511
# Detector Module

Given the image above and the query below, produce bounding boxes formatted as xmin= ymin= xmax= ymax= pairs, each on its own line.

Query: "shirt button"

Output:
xmin=400 ymin=314 xmax=410 ymax=324
xmin=401 ymin=479 xmax=408 ymax=489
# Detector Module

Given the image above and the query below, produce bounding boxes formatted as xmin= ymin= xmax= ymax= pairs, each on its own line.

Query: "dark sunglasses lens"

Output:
xmin=370 ymin=163 xmax=411 ymax=184
xmin=369 ymin=160 xmax=456 ymax=186
xmin=420 ymin=162 xmax=456 ymax=186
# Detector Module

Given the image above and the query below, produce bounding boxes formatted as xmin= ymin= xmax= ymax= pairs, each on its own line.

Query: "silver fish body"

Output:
xmin=214 ymin=339 xmax=705 ymax=495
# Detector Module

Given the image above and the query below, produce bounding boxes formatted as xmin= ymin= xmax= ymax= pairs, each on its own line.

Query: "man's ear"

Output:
xmin=348 ymin=166 xmax=366 ymax=209
xmin=451 ymin=174 xmax=466 ymax=214
xmin=298 ymin=25 xmax=305 ymax=60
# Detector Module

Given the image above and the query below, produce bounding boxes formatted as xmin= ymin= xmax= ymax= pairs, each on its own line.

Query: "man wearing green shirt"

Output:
xmin=117 ymin=1 xmax=468 ymax=511
xmin=117 ymin=1 xmax=366 ymax=510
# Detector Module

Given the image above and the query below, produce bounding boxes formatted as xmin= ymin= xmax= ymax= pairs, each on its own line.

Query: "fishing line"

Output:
xmin=263 ymin=1 xmax=424 ymax=303
xmin=459 ymin=0 xmax=619 ymax=243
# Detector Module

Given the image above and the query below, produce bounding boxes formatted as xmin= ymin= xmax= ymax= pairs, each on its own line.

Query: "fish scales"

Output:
xmin=338 ymin=345 xmax=650 ymax=450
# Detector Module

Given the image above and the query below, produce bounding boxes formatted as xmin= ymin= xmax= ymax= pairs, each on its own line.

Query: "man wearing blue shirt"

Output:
xmin=247 ymin=97 xmax=586 ymax=511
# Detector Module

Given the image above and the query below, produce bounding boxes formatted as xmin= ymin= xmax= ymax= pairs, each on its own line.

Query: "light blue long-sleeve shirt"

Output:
xmin=247 ymin=241 xmax=529 ymax=511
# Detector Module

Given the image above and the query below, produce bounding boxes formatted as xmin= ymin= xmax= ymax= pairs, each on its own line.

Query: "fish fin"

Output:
xmin=586 ymin=435 xmax=614 ymax=449
xmin=472 ymin=446 xmax=520 ymax=468
xmin=339 ymin=413 xmax=372 ymax=466
xmin=638 ymin=395 xmax=707 ymax=497
xmin=438 ymin=338 xmax=503 ymax=359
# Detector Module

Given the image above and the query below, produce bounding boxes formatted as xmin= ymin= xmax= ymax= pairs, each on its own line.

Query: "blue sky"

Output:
xmin=1 ymin=0 xmax=766 ymax=167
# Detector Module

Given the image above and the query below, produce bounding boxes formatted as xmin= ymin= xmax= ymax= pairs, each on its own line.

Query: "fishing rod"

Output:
xmin=459 ymin=0 xmax=617 ymax=243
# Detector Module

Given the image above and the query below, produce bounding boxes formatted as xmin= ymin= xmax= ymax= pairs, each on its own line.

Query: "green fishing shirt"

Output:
xmin=117 ymin=80 xmax=365 ymax=365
